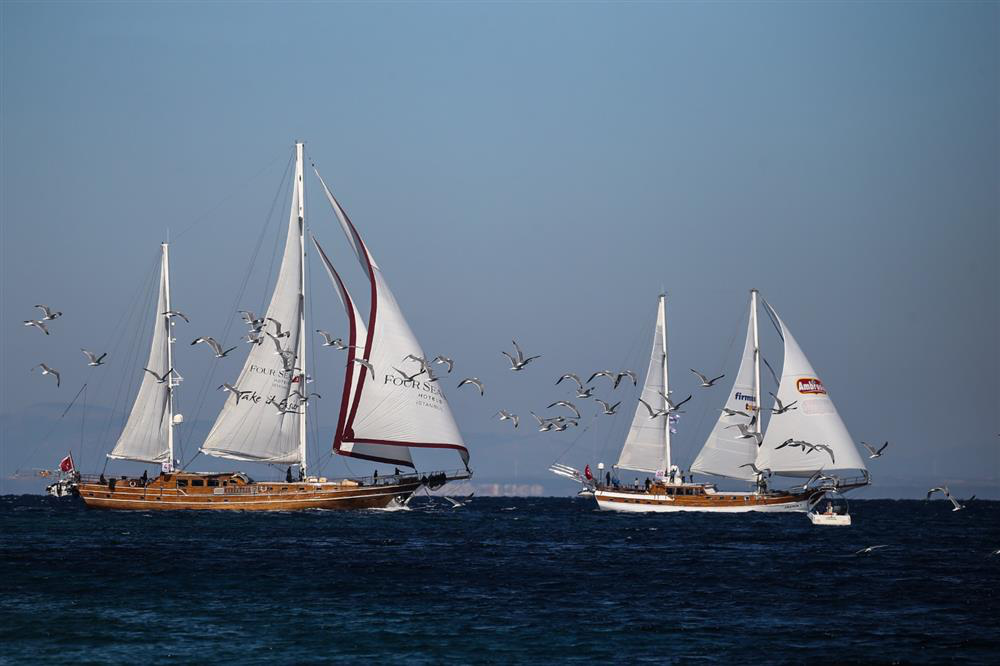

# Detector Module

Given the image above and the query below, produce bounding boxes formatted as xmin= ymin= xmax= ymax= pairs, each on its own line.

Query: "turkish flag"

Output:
xmin=59 ymin=454 xmax=74 ymax=472
xmin=584 ymin=464 xmax=593 ymax=480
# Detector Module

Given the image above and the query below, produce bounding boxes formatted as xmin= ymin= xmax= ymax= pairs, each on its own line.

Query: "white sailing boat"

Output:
xmin=592 ymin=290 xmax=869 ymax=513
xmin=75 ymin=142 xmax=470 ymax=510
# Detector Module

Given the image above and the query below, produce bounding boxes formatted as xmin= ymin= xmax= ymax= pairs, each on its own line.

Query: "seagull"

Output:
xmin=239 ymin=310 xmax=264 ymax=327
xmin=587 ymin=370 xmax=617 ymax=385
xmin=575 ymin=386 xmax=596 ymax=399
xmin=927 ymin=486 xmax=968 ymax=511
xmin=218 ymin=383 xmax=253 ymax=404
xmin=443 ymin=493 xmax=474 ymax=509
xmin=727 ymin=423 xmax=764 ymax=446
xmin=143 ymin=367 xmax=173 ymax=384
xmin=267 ymin=398 xmax=299 ymax=415
xmin=614 ymin=370 xmax=638 ymax=389
xmin=495 ymin=410 xmax=519 ymax=428
xmin=266 ymin=317 xmax=290 ymax=338
xmin=352 ymin=358 xmax=375 ymax=373
xmin=432 ymin=355 xmax=454 ymax=373
xmin=34 ymin=304 xmax=62 ymax=320
xmin=502 ymin=340 xmax=540 ymax=371
xmin=31 ymin=363 xmax=60 ymax=387
xmin=638 ymin=398 xmax=668 ymax=419
xmin=457 ymin=377 xmax=484 ymax=396
xmin=662 ymin=393 xmax=692 ymax=413
xmin=594 ymin=398 xmax=621 ymax=415
xmin=81 ymin=349 xmax=107 ymax=366
xmin=691 ymin=368 xmax=725 ymax=387
xmin=861 ymin=441 xmax=889 ymax=459
xmin=23 ymin=319 xmax=49 ymax=335
xmin=547 ymin=401 xmax=581 ymax=419
xmin=854 ymin=545 xmax=889 ymax=556
xmin=530 ymin=412 xmax=556 ymax=432
xmin=770 ymin=392 xmax=798 ymax=414
xmin=720 ymin=407 xmax=750 ymax=418
xmin=315 ymin=330 xmax=349 ymax=347
xmin=556 ymin=373 xmax=584 ymax=390
xmin=291 ymin=390 xmax=322 ymax=404
xmin=393 ymin=366 xmax=426 ymax=382
xmin=162 ymin=310 xmax=189 ymax=323
xmin=191 ymin=336 xmax=237 ymax=358
xmin=738 ymin=463 xmax=771 ymax=477
xmin=243 ymin=330 xmax=264 ymax=346
xmin=810 ymin=443 xmax=836 ymax=464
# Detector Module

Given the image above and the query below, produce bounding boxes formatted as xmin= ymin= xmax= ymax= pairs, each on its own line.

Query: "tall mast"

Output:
xmin=295 ymin=141 xmax=307 ymax=477
xmin=660 ymin=294 xmax=671 ymax=473
xmin=750 ymin=289 xmax=761 ymax=437
xmin=163 ymin=242 xmax=175 ymax=470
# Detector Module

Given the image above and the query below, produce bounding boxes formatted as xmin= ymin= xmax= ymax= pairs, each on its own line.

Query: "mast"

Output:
xmin=660 ymin=294 xmax=670 ymax=473
xmin=750 ymin=289 xmax=761 ymax=438
xmin=295 ymin=141 xmax=307 ymax=477
xmin=163 ymin=242 xmax=175 ymax=470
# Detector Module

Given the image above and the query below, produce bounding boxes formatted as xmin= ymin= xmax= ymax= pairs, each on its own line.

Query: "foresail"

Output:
xmin=616 ymin=298 xmax=667 ymax=474
xmin=756 ymin=312 xmax=867 ymax=477
xmin=199 ymin=159 xmax=305 ymax=465
xmin=690 ymin=311 xmax=758 ymax=480
xmin=109 ymin=248 xmax=171 ymax=463
xmin=315 ymin=169 xmax=470 ymax=469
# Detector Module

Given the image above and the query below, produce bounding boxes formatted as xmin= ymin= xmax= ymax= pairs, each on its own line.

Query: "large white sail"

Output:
xmin=616 ymin=296 xmax=668 ymax=474
xmin=690 ymin=310 xmax=758 ymax=481
xmin=199 ymin=149 xmax=305 ymax=465
xmin=109 ymin=244 xmax=172 ymax=464
xmin=756 ymin=311 xmax=867 ymax=476
xmin=315 ymin=170 xmax=470 ymax=469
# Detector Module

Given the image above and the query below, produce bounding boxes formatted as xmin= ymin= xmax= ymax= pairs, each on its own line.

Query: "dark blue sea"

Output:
xmin=1 ymin=496 xmax=998 ymax=664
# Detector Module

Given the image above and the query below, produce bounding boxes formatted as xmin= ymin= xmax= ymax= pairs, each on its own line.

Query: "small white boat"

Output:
xmin=808 ymin=511 xmax=851 ymax=526
xmin=808 ymin=492 xmax=852 ymax=526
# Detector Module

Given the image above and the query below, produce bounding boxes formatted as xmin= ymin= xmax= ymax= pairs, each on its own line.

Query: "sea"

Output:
xmin=1 ymin=495 xmax=998 ymax=664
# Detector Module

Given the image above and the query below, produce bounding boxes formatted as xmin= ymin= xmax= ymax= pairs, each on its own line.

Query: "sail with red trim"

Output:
xmin=314 ymin=170 xmax=470 ymax=469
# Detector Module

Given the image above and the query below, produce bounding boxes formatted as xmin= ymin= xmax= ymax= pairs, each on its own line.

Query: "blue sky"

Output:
xmin=2 ymin=1 xmax=997 ymax=496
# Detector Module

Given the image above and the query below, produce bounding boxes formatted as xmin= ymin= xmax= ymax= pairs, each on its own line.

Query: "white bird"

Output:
xmin=432 ymin=355 xmax=454 ymax=373
xmin=691 ymin=368 xmax=725 ymax=387
xmin=191 ymin=336 xmax=237 ymax=358
xmin=267 ymin=398 xmax=300 ymax=415
xmin=143 ymin=367 xmax=173 ymax=384
xmin=854 ymin=545 xmax=889 ymax=556
xmin=495 ymin=410 xmax=519 ymax=428
xmin=243 ymin=330 xmax=264 ymax=346
xmin=23 ymin=319 xmax=49 ymax=335
xmin=457 ymin=377 xmax=484 ymax=396
xmin=162 ymin=310 xmax=189 ymax=323
xmin=738 ymin=463 xmax=770 ymax=475
xmin=265 ymin=333 xmax=296 ymax=368
xmin=266 ymin=317 xmax=290 ymax=338
xmin=556 ymin=373 xmax=584 ymax=390
xmin=393 ymin=366 xmax=426 ymax=382
xmin=353 ymin=358 xmax=375 ymax=373
xmin=927 ymin=486 xmax=968 ymax=511
xmin=720 ymin=407 xmax=750 ymax=418
xmin=34 ymin=304 xmax=62 ymax=320
xmin=587 ymin=370 xmax=616 ymax=385
xmin=727 ymin=423 xmax=764 ymax=446
xmin=614 ymin=370 xmax=638 ymax=389
xmin=861 ymin=441 xmax=889 ymax=459
xmin=316 ymin=330 xmax=351 ymax=347
xmin=594 ymin=398 xmax=621 ymax=415
xmin=443 ymin=493 xmax=474 ymax=509
xmin=239 ymin=310 xmax=264 ymax=327
xmin=81 ymin=349 xmax=107 ymax=366
xmin=547 ymin=400 xmax=581 ymax=419
xmin=575 ymin=386 xmax=596 ymax=399
xmin=31 ymin=363 xmax=60 ymax=387
xmin=502 ymin=340 xmax=540 ymax=371
xmin=638 ymin=398 xmax=668 ymax=419
xmin=810 ymin=443 xmax=836 ymax=464
xmin=530 ymin=412 xmax=556 ymax=432
xmin=662 ymin=393 xmax=692 ymax=413
xmin=291 ymin=390 xmax=322 ymax=404
xmin=218 ymin=383 xmax=253 ymax=404
xmin=769 ymin=392 xmax=798 ymax=414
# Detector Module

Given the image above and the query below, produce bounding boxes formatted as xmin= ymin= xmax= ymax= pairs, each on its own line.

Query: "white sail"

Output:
xmin=690 ymin=310 xmax=758 ymax=480
xmin=312 ymin=237 xmax=414 ymax=467
xmin=199 ymin=150 xmax=306 ymax=465
xmin=756 ymin=311 xmax=867 ymax=476
xmin=315 ymin=170 xmax=470 ymax=469
xmin=109 ymin=245 xmax=172 ymax=464
xmin=616 ymin=296 xmax=668 ymax=474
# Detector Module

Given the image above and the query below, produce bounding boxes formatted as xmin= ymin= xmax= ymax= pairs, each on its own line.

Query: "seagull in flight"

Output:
xmin=239 ymin=310 xmax=264 ymax=327
xmin=495 ymin=410 xmax=519 ymax=428
xmin=457 ymin=377 xmax=485 ymax=396
xmin=432 ymin=355 xmax=454 ymax=373
xmin=556 ymin=373 xmax=584 ymax=390
xmin=191 ymin=336 xmax=237 ymax=358
xmin=352 ymin=358 xmax=375 ymax=373
xmin=587 ymin=370 xmax=617 ymax=385
xmin=769 ymin=392 xmax=798 ymax=414
xmin=143 ymin=367 xmax=173 ymax=384
xmin=34 ymin=304 xmax=62 ymax=321
xmin=738 ymin=463 xmax=771 ymax=476
xmin=23 ymin=319 xmax=49 ymax=335
xmin=31 ymin=363 xmax=60 ymax=387
xmin=661 ymin=393 xmax=692 ymax=413
xmin=443 ymin=493 xmax=474 ymax=509
xmin=575 ymin=386 xmax=596 ymax=399
xmin=854 ymin=545 xmax=889 ymax=556
xmin=393 ymin=366 xmax=426 ymax=382
xmin=691 ymin=369 xmax=725 ymax=387
xmin=316 ymin=330 xmax=352 ymax=348
xmin=502 ymin=340 xmax=540 ymax=371
xmin=720 ymin=407 xmax=750 ymax=418
xmin=81 ymin=349 xmax=107 ymax=366
xmin=162 ymin=310 xmax=189 ymax=323
xmin=547 ymin=401 xmax=581 ymax=419
xmin=614 ymin=370 xmax=638 ymax=389
xmin=727 ymin=423 xmax=764 ymax=446
xmin=594 ymin=398 xmax=621 ymax=415
xmin=291 ymin=390 xmax=322 ymax=405
xmin=861 ymin=441 xmax=890 ymax=459
xmin=266 ymin=317 xmax=290 ymax=338
xmin=638 ymin=398 xmax=668 ymax=419
xmin=927 ymin=486 xmax=969 ymax=511
xmin=218 ymin=383 xmax=253 ymax=404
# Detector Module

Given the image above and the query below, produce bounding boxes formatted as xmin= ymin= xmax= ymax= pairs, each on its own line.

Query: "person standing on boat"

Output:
xmin=286 ymin=466 xmax=293 ymax=483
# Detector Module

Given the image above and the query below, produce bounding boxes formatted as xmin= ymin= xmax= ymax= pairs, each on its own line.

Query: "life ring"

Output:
xmin=128 ymin=480 xmax=137 ymax=488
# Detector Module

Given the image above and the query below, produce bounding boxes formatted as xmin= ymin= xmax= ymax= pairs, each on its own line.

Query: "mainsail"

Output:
xmin=616 ymin=295 xmax=668 ymax=474
xmin=756 ymin=310 xmax=867 ymax=476
xmin=109 ymin=244 xmax=173 ymax=464
xmin=199 ymin=146 xmax=306 ymax=466
xmin=690 ymin=310 xmax=758 ymax=481
xmin=314 ymin=169 xmax=470 ymax=469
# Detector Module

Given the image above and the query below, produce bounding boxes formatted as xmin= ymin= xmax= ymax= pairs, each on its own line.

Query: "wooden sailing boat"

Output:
xmin=76 ymin=142 xmax=471 ymax=510
xmin=593 ymin=291 xmax=869 ymax=513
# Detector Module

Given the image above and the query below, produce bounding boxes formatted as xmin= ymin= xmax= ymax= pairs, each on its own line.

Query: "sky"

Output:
xmin=1 ymin=1 xmax=997 ymax=497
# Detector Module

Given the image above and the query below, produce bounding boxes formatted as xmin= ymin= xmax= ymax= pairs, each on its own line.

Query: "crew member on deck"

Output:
xmin=286 ymin=466 xmax=293 ymax=483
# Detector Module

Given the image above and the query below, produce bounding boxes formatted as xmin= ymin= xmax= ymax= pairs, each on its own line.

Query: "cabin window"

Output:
xmin=176 ymin=480 xmax=188 ymax=488
xmin=191 ymin=479 xmax=205 ymax=487
xmin=207 ymin=479 xmax=220 ymax=487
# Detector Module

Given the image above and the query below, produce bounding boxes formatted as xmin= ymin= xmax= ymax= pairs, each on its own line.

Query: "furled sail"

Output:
xmin=199 ymin=154 xmax=305 ymax=465
xmin=756 ymin=311 xmax=867 ymax=476
xmin=616 ymin=296 xmax=668 ymax=474
xmin=314 ymin=169 xmax=470 ymax=469
xmin=690 ymin=311 xmax=759 ymax=480
xmin=109 ymin=245 xmax=173 ymax=463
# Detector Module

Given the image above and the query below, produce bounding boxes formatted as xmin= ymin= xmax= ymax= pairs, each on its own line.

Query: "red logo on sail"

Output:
xmin=796 ymin=378 xmax=827 ymax=395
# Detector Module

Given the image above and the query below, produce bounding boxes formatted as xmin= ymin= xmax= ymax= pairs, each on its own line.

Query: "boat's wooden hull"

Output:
xmin=594 ymin=486 xmax=821 ymax=513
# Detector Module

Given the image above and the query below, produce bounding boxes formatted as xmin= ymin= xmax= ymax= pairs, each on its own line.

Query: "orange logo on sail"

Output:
xmin=797 ymin=377 xmax=827 ymax=395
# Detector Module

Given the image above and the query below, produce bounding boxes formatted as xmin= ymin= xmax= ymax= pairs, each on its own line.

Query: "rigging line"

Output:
xmin=762 ymin=356 xmax=780 ymax=388
xmin=11 ymin=382 xmax=90 ymax=475
xmin=174 ymin=149 xmax=289 ymax=241
xmin=79 ymin=384 xmax=88 ymax=467
xmin=759 ymin=297 xmax=784 ymax=341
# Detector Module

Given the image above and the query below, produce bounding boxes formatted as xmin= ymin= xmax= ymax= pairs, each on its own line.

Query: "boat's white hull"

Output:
xmin=808 ymin=512 xmax=852 ymax=526
xmin=593 ymin=489 xmax=813 ymax=513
